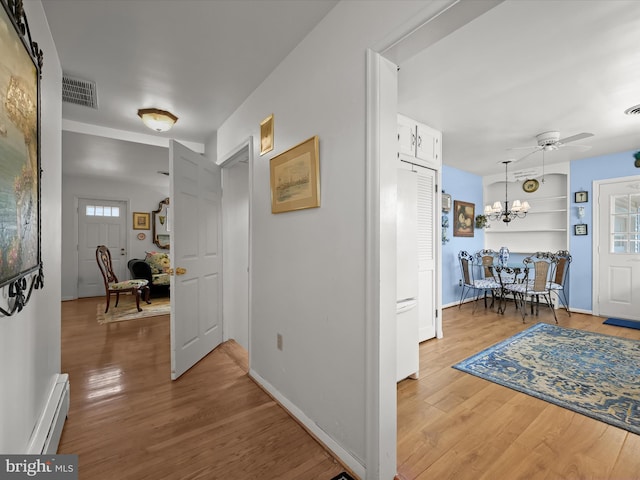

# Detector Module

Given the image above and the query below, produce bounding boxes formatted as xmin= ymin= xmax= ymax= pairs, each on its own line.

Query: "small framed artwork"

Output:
xmin=270 ymin=136 xmax=320 ymax=214
xmin=575 ymin=191 xmax=588 ymax=203
xmin=133 ymin=212 xmax=150 ymax=230
xmin=260 ymin=114 xmax=274 ymax=155
xmin=574 ymin=224 xmax=588 ymax=236
xmin=453 ymin=200 xmax=475 ymax=237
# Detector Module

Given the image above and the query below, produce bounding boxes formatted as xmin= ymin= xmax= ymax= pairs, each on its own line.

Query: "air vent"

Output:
xmin=62 ymin=74 xmax=98 ymax=109
xmin=624 ymin=104 xmax=640 ymax=115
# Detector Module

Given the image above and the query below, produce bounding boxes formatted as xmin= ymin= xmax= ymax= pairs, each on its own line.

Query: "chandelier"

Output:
xmin=484 ymin=161 xmax=530 ymax=223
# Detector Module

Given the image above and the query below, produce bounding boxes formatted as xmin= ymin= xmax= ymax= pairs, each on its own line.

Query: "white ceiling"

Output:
xmin=43 ymin=0 xmax=640 ymax=181
xmin=398 ymin=0 xmax=640 ymax=175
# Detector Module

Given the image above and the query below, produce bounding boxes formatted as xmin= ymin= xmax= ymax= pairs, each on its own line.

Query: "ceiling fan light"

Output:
xmin=137 ymin=108 xmax=178 ymax=132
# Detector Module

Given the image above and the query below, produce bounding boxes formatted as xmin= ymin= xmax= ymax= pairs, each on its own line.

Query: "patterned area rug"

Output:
xmin=97 ymin=297 xmax=170 ymax=324
xmin=453 ymin=323 xmax=640 ymax=435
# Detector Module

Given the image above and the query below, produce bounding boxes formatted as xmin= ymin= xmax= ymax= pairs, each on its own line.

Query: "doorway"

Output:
xmin=77 ymin=197 xmax=128 ymax=298
xmin=220 ymin=138 xmax=252 ymax=353
xmin=593 ymin=175 xmax=640 ymax=320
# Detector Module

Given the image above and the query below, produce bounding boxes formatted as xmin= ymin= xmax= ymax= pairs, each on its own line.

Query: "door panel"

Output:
xmin=77 ymin=198 xmax=127 ymax=298
xmin=170 ymin=140 xmax=223 ymax=380
xmin=597 ymin=179 xmax=640 ymax=320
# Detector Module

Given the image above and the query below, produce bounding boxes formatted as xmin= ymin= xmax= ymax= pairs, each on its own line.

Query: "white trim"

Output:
xmin=218 ymin=137 xmax=253 ymax=359
xmin=591 ymin=174 xmax=640 ymax=316
xmin=249 ymin=369 xmax=365 ymax=479
xmin=63 ymin=119 xmax=205 ymax=153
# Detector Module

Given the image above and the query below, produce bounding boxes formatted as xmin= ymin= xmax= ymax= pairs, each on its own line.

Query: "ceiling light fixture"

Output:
xmin=137 ymin=108 xmax=178 ymax=132
xmin=484 ymin=161 xmax=530 ymax=224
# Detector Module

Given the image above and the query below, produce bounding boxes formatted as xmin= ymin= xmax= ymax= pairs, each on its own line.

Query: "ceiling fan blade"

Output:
xmin=507 ymin=145 xmax=540 ymax=151
xmin=558 ymin=132 xmax=594 ymax=144
xmin=513 ymin=147 xmax=541 ymax=162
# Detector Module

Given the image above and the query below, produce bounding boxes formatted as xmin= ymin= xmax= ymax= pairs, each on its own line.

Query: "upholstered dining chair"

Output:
xmin=458 ymin=250 xmax=501 ymax=312
xmin=96 ymin=245 xmax=151 ymax=313
xmin=549 ymin=250 xmax=572 ymax=316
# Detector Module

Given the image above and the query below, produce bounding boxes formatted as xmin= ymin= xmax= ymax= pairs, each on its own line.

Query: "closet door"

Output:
xmin=416 ymin=167 xmax=436 ymax=341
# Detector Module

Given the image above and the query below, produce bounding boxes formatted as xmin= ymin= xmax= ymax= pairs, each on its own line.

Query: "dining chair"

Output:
xmin=506 ymin=253 xmax=558 ymax=323
xmin=96 ymin=245 xmax=151 ymax=313
xmin=549 ymin=250 xmax=572 ymax=316
xmin=493 ymin=265 xmax=523 ymax=315
xmin=458 ymin=250 xmax=501 ymax=312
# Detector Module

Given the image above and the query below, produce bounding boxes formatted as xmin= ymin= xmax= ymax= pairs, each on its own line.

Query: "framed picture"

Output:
xmin=260 ymin=114 xmax=274 ymax=155
xmin=453 ymin=200 xmax=475 ymax=237
xmin=0 ymin=1 xmax=44 ymax=291
xmin=133 ymin=212 xmax=150 ymax=230
xmin=574 ymin=224 xmax=588 ymax=236
xmin=270 ymin=136 xmax=320 ymax=214
xmin=575 ymin=191 xmax=588 ymax=203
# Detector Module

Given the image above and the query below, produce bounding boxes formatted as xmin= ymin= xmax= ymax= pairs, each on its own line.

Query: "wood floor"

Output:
xmin=58 ymin=297 xmax=345 ymax=479
xmin=398 ymin=301 xmax=640 ymax=480
xmin=59 ymin=296 xmax=640 ymax=479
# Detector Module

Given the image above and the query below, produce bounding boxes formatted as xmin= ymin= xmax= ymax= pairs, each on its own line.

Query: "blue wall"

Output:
xmin=441 ymin=165 xmax=484 ymax=307
xmin=569 ymin=149 xmax=640 ymax=312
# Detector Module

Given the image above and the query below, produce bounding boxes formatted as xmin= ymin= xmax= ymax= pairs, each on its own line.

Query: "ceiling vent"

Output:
xmin=62 ymin=74 xmax=98 ymax=109
xmin=624 ymin=104 xmax=640 ymax=115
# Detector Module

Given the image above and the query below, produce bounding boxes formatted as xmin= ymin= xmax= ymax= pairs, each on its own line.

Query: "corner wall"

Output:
xmin=0 ymin=1 xmax=63 ymax=453
xmin=216 ymin=1 xmax=430 ymax=474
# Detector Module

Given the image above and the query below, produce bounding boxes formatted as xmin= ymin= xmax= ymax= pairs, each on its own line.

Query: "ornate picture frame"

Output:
xmin=0 ymin=0 xmax=44 ymax=315
xmin=133 ymin=212 xmax=150 ymax=230
xmin=270 ymin=136 xmax=320 ymax=214
xmin=260 ymin=114 xmax=274 ymax=156
xmin=453 ymin=200 xmax=475 ymax=237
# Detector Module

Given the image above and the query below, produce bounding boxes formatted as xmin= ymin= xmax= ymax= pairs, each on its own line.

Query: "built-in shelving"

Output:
xmin=482 ymin=165 xmax=569 ymax=254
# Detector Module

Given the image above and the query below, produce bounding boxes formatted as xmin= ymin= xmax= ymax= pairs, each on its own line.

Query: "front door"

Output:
xmin=170 ymin=140 xmax=223 ymax=380
xmin=596 ymin=177 xmax=640 ymax=320
xmin=77 ymin=198 xmax=127 ymax=298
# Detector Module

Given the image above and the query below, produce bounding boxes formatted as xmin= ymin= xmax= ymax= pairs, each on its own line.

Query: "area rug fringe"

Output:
xmin=453 ymin=323 xmax=640 ymax=435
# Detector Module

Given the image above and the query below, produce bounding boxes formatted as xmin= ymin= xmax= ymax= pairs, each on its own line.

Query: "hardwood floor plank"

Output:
xmin=398 ymin=303 xmax=640 ymax=480
xmin=58 ymin=297 xmax=346 ymax=479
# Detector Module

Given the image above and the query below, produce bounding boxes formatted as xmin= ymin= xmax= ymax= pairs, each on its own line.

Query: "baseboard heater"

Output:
xmin=27 ymin=373 xmax=70 ymax=454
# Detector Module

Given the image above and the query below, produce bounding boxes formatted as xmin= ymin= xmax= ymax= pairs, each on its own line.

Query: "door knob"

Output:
xmin=175 ymin=267 xmax=187 ymax=275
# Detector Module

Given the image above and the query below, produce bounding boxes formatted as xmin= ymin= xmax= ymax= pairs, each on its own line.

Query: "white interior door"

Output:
xmin=77 ymin=198 xmax=127 ymax=298
xmin=170 ymin=140 xmax=223 ymax=380
xmin=596 ymin=177 xmax=640 ymax=320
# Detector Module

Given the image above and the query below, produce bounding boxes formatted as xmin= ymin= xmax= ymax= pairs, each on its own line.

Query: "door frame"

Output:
xmin=219 ymin=137 xmax=253 ymax=358
xmin=591 ymin=174 xmax=640 ymax=316
xmin=73 ymin=195 xmax=130 ymax=300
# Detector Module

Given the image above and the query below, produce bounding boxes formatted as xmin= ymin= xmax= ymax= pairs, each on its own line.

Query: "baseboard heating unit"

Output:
xmin=27 ymin=373 xmax=70 ymax=454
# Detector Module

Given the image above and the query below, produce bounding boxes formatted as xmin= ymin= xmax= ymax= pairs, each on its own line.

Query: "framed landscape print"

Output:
xmin=0 ymin=0 xmax=44 ymax=296
xmin=270 ymin=136 xmax=320 ymax=214
xmin=453 ymin=200 xmax=475 ymax=237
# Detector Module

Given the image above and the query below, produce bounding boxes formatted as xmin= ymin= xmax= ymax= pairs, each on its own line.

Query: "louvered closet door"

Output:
xmin=416 ymin=167 xmax=436 ymax=341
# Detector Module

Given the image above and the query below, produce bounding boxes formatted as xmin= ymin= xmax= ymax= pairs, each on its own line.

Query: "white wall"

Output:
xmin=216 ymin=1 xmax=429 ymax=473
xmin=0 ymin=1 xmax=63 ymax=452
xmin=60 ymin=174 xmax=169 ymax=300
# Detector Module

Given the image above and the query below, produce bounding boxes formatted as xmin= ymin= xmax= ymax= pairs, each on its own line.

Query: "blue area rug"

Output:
xmin=603 ymin=317 xmax=640 ymax=330
xmin=453 ymin=323 xmax=640 ymax=435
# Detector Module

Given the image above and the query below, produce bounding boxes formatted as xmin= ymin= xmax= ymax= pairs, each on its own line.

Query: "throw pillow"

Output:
xmin=145 ymin=251 xmax=170 ymax=274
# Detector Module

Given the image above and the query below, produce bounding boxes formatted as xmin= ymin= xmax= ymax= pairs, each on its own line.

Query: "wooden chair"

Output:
xmin=96 ymin=245 xmax=151 ymax=313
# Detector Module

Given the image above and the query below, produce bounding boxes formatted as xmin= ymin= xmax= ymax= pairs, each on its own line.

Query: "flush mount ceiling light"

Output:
xmin=137 ymin=108 xmax=178 ymax=132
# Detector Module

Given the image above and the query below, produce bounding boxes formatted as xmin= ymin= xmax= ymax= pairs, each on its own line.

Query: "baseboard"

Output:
xmin=61 ymin=296 xmax=76 ymax=302
xmin=27 ymin=374 xmax=70 ymax=454
xmin=249 ymin=369 xmax=365 ymax=480
xmin=569 ymin=307 xmax=592 ymax=315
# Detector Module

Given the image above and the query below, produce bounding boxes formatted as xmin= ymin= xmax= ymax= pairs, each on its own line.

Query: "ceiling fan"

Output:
xmin=510 ymin=130 xmax=594 ymax=163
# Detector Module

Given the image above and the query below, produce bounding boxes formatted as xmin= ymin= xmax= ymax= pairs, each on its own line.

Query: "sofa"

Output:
xmin=128 ymin=251 xmax=171 ymax=297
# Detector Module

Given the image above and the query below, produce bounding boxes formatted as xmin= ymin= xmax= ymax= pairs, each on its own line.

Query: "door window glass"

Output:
xmin=611 ymin=194 xmax=640 ymax=253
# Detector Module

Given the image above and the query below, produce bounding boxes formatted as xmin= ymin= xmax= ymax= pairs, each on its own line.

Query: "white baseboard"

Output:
xmin=27 ymin=374 xmax=70 ymax=454
xmin=249 ymin=369 xmax=365 ymax=479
